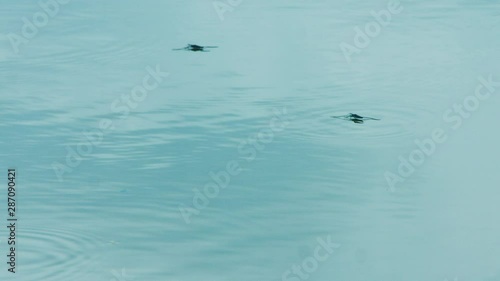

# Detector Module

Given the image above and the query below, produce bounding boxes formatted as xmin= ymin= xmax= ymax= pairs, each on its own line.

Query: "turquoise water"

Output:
xmin=1 ymin=0 xmax=500 ymax=280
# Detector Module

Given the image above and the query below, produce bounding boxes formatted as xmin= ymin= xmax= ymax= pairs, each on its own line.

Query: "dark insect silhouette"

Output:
xmin=331 ymin=113 xmax=380 ymax=124
xmin=172 ymin=44 xmax=218 ymax=52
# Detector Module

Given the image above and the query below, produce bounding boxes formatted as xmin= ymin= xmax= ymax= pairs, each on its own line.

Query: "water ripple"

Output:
xmin=19 ymin=226 xmax=104 ymax=281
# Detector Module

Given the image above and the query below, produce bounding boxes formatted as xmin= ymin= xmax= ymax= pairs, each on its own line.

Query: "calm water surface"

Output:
xmin=1 ymin=0 xmax=500 ymax=280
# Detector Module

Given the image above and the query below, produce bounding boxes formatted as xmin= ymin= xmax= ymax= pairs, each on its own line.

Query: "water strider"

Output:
xmin=331 ymin=113 xmax=380 ymax=124
xmin=172 ymin=44 xmax=218 ymax=52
